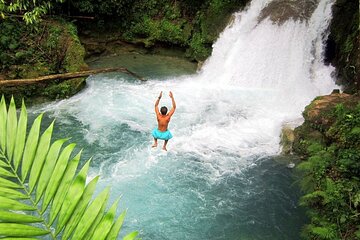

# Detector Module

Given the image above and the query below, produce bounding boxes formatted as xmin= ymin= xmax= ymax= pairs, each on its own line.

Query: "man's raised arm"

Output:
xmin=168 ymin=91 xmax=176 ymax=117
xmin=155 ymin=91 xmax=162 ymax=114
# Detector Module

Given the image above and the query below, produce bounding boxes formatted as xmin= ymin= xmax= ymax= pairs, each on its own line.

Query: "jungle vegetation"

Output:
xmin=295 ymin=100 xmax=360 ymax=240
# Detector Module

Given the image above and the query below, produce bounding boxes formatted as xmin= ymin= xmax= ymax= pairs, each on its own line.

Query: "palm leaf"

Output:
xmin=28 ymin=120 xmax=54 ymax=193
xmin=107 ymin=210 xmax=128 ymax=240
xmin=91 ymin=198 xmax=120 ymax=240
xmin=56 ymin=160 xmax=90 ymax=234
xmin=0 ymin=210 xmax=42 ymax=223
xmin=0 ymin=223 xmax=50 ymax=237
xmin=123 ymin=231 xmax=140 ymax=240
xmin=61 ymin=176 xmax=99 ymax=240
xmin=0 ymin=96 xmax=7 ymax=153
xmin=6 ymin=97 xmax=17 ymax=162
xmin=71 ymin=187 xmax=110 ymax=239
xmin=0 ymin=187 xmax=28 ymax=199
xmin=13 ymin=99 xmax=27 ymax=171
xmin=0 ymin=96 xmax=135 ymax=239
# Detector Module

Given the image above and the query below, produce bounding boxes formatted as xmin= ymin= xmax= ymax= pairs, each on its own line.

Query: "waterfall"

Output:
xmin=199 ymin=0 xmax=336 ymax=110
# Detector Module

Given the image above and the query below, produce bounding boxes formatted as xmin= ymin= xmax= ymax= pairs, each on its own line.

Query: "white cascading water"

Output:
xmin=31 ymin=0 xmax=338 ymax=238
xmin=150 ymin=0 xmax=338 ymax=162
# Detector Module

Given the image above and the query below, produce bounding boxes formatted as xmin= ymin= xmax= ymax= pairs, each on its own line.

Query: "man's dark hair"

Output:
xmin=160 ymin=106 xmax=168 ymax=115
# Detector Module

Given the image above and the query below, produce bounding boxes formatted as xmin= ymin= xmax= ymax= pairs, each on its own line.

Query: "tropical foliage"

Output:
xmin=0 ymin=0 xmax=65 ymax=24
xmin=0 ymin=96 xmax=138 ymax=239
xmin=0 ymin=18 xmax=86 ymax=77
xmin=62 ymin=0 xmax=249 ymax=61
xmin=297 ymin=103 xmax=360 ymax=240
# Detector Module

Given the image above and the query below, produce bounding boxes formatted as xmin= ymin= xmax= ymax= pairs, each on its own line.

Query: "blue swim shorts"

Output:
xmin=152 ymin=128 xmax=173 ymax=140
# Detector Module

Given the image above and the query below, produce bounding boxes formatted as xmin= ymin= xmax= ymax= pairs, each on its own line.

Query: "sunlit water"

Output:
xmin=29 ymin=0 xmax=339 ymax=238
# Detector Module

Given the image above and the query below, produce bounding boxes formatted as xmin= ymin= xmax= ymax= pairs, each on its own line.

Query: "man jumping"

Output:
xmin=152 ymin=91 xmax=176 ymax=151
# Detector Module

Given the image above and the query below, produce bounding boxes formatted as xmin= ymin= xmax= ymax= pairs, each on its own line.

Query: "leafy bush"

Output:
xmin=0 ymin=96 xmax=138 ymax=239
xmin=0 ymin=19 xmax=26 ymax=70
xmin=297 ymin=103 xmax=360 ymax=239
xmin=187 ymin=32 xmax=212 ymax=61
xmin=0 ymin=18 xmax=86 ymax=79
xmin=68 ymin=0 xmax=249 ymax=60
xmin=0 ymin=0 xmax=64 ymax=24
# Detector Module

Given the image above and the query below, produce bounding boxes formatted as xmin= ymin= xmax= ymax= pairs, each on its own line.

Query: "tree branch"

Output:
xmin=0 ymin=68 xmax=145 ymax=86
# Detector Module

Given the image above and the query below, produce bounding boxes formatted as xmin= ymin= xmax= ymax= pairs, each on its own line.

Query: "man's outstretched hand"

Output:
xmin=159 ymin=91 xmax=162 ymax=99
xmin=169 ymin=91 xmax=173 ymax=98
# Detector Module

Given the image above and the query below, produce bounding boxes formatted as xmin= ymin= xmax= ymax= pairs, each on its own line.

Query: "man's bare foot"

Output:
xmin=162 ymin=146 xmax=167 ymax=151
xmin=152 ymin=144 xmax=157 ymax=148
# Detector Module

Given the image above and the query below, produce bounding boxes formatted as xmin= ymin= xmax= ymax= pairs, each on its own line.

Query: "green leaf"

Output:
xmin=6 ymin=96 xmax=17 ymax=161
xmin=0 ymin=223 xmax=49 ymax=236
xmin=91 ymin=198 xmax=120 ymax=240
xmin=35 ymin=138 xmax=68 ymax=203
xmin=49 ymin=150 xmax=82 ymax=225
xmin=107 ymin=210 xmax=127 ymax=240
xmin=62 ymin=176 xmax=99 ymax=240
xmin=0 ymin=96 xmax=131 ymax=239
xmin=28 ymin=121 xmax=54 ymax=193
xmin=83 ymin=197 xmax=108 ymax=240
xmin=0 ymin=196 xmax=36 ymax=211
xmin=0 ymin=166 xmax=15 ymax=177
xmin=56 ymin=159 xmax=90 ymax=234
xmin=71 ymin=187 xmax=110 ymax=240
xmin=355 ymin=227 xmax=360 ymax=238
xmin=123 ymin=231 xmax=139 ymax=240
xmin=21 ymin=113 xmax=43 ymax=182
xmin=41 ymin=143 xmax=75 ymax=212
xmin=13 ymin=100 xmax=27 ymax=170
xmin=0 ymin=210 xmax=42 ymax=223
xmin=0 ymin=158 xmax=9 ymax=167
xmin=0 ymin=95 xmax=7 ymax=153
xmin=0 ymin=238 xmax=38 ymax=240
xmin=0 ymin=177 xmax=22 ymax=188
xmin=0 ymin=187 xmax=28 ymax=199
xmin=311 ymin=226 xmax=336 ymax=239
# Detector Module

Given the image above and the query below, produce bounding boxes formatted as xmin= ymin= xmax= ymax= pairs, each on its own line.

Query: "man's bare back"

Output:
xmin=156 ymin=114 xmax=171 ymax=132
xmin=151 ymin=91 xmax=176 ymax=151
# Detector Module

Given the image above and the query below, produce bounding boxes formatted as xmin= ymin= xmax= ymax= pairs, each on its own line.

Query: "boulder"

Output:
xmin=293 ymin=92 xmax=360 ymax=157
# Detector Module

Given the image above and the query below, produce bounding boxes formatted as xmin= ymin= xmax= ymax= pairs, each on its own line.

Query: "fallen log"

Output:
xmin=0 ymin=67 xmax=145 ymax=87
xmin=64 ymin=15 xmax=95 ymax=20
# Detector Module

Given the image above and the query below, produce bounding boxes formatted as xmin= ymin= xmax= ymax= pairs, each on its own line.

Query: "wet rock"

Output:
xmin=302 ymin=92 xmax=357 ymax=131
xmin=259 ymin=0 xmax=318 ymax=24
xmin=293 ymin=92 xmax=360 ymax=157
xmin=280 ymin=125 xmax=295 ymax=155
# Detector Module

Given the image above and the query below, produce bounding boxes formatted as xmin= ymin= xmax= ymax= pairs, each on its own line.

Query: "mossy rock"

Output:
xmin=280 ymin=126 xmax=295 ymax=155
xmin=11 ymin=63 xmax=52 ymax=79
xmin=43 ymin=77 xmax=86 ymax=99
xmin=293 ymin=93 xmax=360 ymax=157
xmin=327 ymin=0 xmax=359 ymax=93
xmin=302 ymin=93 xmax=356 ymax=132
xmin=45 ymin=19 xmax=88 ymax=73
xmin=293 ymin=123 xmax=326 ymax=157
xmin=63 ymin=40 xmax=88 ymax=72
xmin=0 ymin=78 xmax=86 ymax=107
xmin=0 ymin=18 xmax=88 ymax=104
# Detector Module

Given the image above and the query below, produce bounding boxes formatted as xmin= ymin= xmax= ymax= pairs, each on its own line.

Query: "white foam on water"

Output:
xmin=32 ymin=0 xmax=337 ymax=181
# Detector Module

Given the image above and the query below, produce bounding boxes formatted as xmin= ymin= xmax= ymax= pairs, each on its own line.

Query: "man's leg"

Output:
xmin=163 ymin=140 xmax=168 ymax=151
xmin=152 ymin=138 xmax=158 ymax=148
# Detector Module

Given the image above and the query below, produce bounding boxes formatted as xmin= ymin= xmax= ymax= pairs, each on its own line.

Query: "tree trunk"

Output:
xmin=0 ymin=68 xmax=145 ymax=87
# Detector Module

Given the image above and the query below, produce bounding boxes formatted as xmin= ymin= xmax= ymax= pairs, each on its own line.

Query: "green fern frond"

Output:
xmin=311 ymin=225 xmax=338 ymax=240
